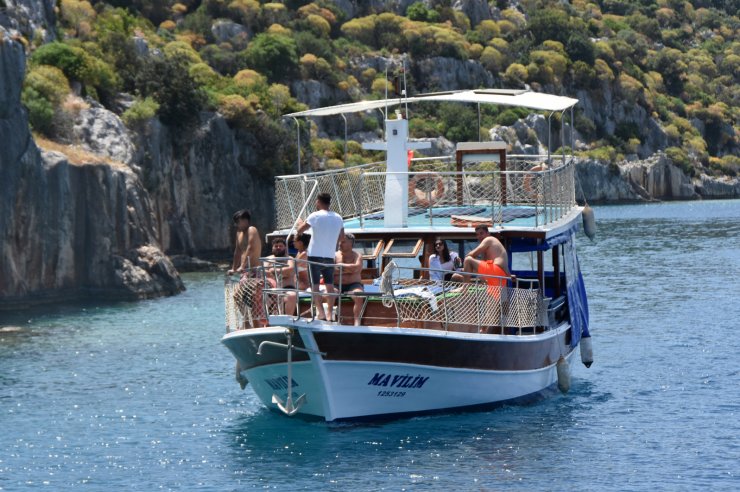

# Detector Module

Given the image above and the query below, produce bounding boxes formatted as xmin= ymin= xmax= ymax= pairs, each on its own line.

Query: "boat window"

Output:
xmin=383 ymin=238 xmax=424 ymax=258
xmin=510 ymin=250 xmax=555 ymax=272
xmin=355 ymin=239 xmax=385 ymax=261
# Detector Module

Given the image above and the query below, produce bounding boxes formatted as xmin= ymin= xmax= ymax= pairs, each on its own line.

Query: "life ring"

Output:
xmin=522 ymin=163 xmax=548 ymax=199
xmin=408 ymin=173 xmax=445 ymax=207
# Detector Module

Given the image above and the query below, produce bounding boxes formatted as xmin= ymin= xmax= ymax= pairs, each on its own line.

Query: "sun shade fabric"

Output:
xmin=284 ymin=90 xmax=579 ymax=118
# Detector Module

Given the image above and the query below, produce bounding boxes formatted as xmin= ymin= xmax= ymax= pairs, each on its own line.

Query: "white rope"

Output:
xmin=380 ymin=261 xmax=398 ymax=308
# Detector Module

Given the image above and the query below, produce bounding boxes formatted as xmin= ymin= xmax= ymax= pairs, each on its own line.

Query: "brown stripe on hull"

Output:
xmin=314 ymin=330 xmax=571 ymax=371
xmin=223 ymin=330 xmax=309 ymax=370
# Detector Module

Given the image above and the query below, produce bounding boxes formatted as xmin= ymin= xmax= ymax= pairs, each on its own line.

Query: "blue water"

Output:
xmin=1 ymin=200 xmax=739 ymax=490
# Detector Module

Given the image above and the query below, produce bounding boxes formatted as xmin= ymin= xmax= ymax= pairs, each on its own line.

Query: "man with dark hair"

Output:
xmin=228 ymin=209 xmax=262 ymax=275
xmin=334 ymin=232 xmax=364 ymax=326
xmin=262 ymin=237 xmax=297 ymax=316
xmin=452 ymin=225 xmax=511 ymax=285
xmin=296 ymin=193 xmax=344 ymax=321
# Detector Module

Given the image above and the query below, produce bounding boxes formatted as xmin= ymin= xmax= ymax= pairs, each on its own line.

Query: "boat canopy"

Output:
xmin=284 ymin=89 xmax=579 ymax=118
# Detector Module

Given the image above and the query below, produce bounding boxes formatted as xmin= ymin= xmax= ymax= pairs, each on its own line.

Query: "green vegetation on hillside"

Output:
xmin=20 ymin=0 xmax=739 ymax=177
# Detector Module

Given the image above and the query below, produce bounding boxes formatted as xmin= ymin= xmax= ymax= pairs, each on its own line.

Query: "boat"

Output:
xmin=222 ymin=88 xmax=593 ymax=421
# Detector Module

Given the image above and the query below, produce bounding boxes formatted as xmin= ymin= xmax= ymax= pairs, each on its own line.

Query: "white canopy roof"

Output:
xmin=284 ymin=89 xmax=578 ymax=118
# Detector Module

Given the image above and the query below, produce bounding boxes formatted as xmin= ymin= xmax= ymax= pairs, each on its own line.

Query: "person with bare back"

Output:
xmin=451 ymin=225 xmax=511 ymax=287
xmin=334 ymin=233 xmax=364 ymax=326
xmin=228 ymin=209 xmax=262 ymax=276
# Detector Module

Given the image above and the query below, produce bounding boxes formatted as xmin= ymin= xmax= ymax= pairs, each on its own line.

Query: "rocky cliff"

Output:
xmin=0 ymin=28 xmax=184 ymax=307
xmin=132 ymin=114 xmax=276 ymax=257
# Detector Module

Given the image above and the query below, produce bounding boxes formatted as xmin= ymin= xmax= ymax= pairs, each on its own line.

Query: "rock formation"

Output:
xmin=0 ymin=27 xmax=183 ymax=307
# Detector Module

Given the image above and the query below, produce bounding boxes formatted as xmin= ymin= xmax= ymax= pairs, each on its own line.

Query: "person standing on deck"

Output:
xmin=334 ymin=233 xmax=364 ymax=326
xmin=296 ymin=193 xmax=344 ymax=321
xmin=228 ymin=209 xmax=262 ymax=276
xmin=451 ymin=225 xmax=510 ymax=285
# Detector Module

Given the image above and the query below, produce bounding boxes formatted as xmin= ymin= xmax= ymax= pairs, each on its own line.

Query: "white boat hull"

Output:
xmin=223 ymin=321 xmax=576 ymax=421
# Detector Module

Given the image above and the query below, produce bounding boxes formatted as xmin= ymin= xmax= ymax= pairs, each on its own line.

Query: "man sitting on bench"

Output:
xmin=334 ymin=233 xmax=364 ymax=326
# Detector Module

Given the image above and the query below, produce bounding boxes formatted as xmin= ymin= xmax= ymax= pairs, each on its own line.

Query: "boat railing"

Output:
xmin=224 ymin=261 xmax=550 ymax=335
xmin=274 ymin=154 xmax=577 ymax=230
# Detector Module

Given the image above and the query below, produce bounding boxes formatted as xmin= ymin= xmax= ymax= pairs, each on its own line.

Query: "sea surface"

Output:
xmin=1 ymin=200 xmax=739 ymax=491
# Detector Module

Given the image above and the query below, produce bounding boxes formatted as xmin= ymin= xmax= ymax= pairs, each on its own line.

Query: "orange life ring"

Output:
xmin=523 ymin=163 xmax=548 ymax=198
xmin=409 ymin=173 xmax=445 ymax=207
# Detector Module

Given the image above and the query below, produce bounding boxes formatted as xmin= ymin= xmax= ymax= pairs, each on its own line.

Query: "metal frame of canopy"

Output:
xmin=282 ymin=89 xmax=578 ymax=175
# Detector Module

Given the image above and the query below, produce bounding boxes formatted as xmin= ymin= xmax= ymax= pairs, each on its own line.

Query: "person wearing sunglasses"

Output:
xmin=428 ymin=238 xmax=461 ymax=282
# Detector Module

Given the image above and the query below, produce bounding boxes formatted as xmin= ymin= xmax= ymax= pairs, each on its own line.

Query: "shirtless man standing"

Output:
xmin=334 ymin=233 xmax=364 ymax=326
xmin=451 ymin=225 xmax=511 ymax=285
xmin=228 ymin=209 xmax=262 ymax=275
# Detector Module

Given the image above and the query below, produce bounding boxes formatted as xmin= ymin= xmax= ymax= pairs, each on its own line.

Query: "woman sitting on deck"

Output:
xmin=428 ymin=238 xmax=461 ymax=282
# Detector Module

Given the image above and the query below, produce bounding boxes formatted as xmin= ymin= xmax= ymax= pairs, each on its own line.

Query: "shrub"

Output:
xmin=527 ymin=8 xmax=571 ymax=45
xmin=475 ymin=20 xmax=500 ymax=43
xmin=189 ymin=62 xmax=220 ymax=86
xmin=406 ymin=2 xmax=439 ymax=22
xmin=218 ymin=94 xmax=257 ymax=127
xmin=572 ymin=60 xmax=597 ymax=88
xmin=163 ymin=40 xmax=202 ymax=64
xmin=566 ymin=32 xmax=595 ymax=65
xmin=480 ymin=46 xmax=505 ymax=73
xmin=527 ymin=50 xmax=569 ymax=85
xmin=665 ymin=146 xmax=693 ymax=175
xmin=243 ymin=33 xmax=298 ymax=82
xmin=23 ymin=65 xmax=70 ymax=106
xmin=136 ymin=55 xmax=206 ymax=128
xmin=618 ymin=73 xmax=644 ymax=104
xmin=30 ymin=41 xmax=118 ymax=100
xmin=594 ymin=59 xmax=614 ymax=82
xmin=122 ymin=97 xmax=159 ymax=127
xmin=22 ymin=87 xmax=55 ymax=134
xmin=306 ymin=14 xmax=331 ymax=37
xmin=586 ymin=145 xmax=620 ymax=163
xmin=503 ymin=63 xmax=528 ymax=87
xmin=60 ymin=0 xmax=96 ymax=37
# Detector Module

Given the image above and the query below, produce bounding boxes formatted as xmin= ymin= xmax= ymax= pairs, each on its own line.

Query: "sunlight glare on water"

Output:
xmin=1 ymin=199 xmax=739 ymax=490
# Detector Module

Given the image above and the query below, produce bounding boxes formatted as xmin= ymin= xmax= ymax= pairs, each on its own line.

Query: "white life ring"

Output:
xmin=409 ymin=173 xmax=445 ymax=207
xmin=523 ymin=163 xmax=548 ymax=198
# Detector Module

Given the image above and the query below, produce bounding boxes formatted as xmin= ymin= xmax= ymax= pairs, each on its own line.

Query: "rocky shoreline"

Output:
xmin=1 ymin=7 xmax=738 ymax=309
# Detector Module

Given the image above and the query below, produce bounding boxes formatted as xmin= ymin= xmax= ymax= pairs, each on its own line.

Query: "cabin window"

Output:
xmin=383 ymin=239 xmax=424 ymax=258
xmin=355 ymin=239 xmax=385 ymax=262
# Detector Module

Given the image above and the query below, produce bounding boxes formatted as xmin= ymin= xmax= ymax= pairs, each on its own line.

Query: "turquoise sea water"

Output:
xmin=1 ymin=200 xmax=739 ymax=490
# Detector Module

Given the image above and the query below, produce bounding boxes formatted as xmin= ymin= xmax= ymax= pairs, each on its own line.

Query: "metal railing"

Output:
xmin=274 ymin=155 xmax=577 ymax=230
xmin=224 ymin=261 xmax=550 ymax=335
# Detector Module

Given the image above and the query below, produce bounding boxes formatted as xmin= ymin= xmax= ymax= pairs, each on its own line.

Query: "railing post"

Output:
xmin=359 ymin=174 xmax=365 ymax=229
xmin=331 ymin=174 xmax=343 ymax=216
xmin=442 ymin=279 xmax=449 ymax=332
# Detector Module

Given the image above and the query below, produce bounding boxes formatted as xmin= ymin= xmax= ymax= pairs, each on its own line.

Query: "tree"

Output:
xmin=136 ymin=55 xmax=206 ymax=128
xmin=243 ymin=33 xmax=298 ymax=82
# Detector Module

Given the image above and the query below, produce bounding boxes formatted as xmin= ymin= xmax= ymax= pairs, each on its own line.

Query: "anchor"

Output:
xmin=257 ymin=329 xmax=325 ymax=416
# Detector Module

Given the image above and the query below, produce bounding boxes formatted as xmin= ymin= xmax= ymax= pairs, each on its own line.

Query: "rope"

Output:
xmin=380 ymin=261 xmax=398 ymax=308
